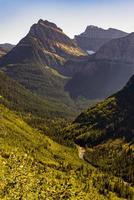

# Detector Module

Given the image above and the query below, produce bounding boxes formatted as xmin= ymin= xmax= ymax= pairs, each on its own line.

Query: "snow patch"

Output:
xmin=87 ymin=50 xmax=95 ymax=55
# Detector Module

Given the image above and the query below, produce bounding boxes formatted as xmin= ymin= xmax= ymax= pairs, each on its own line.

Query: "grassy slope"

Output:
xmin=0 ymin=104 xmax=128 ymax=200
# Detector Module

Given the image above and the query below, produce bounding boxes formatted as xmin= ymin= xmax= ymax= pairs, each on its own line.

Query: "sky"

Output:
xmin=0 ymin=0 xmax=134 ymax=44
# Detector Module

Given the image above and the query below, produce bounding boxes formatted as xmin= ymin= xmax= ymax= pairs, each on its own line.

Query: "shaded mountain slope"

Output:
xmin=75 ymin=25 xmax=128 ymax=52
xmin=65 ymin=59 xmax=134 ymax=99
xmin=94 ymin=32 xmax=134 ymax=62
xmin=65 ymin=33 xmax=134 ymax=99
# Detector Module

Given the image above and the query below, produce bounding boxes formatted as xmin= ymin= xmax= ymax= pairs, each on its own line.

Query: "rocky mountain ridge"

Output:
xmin=75 ymin=25 xmax=128 ymax=51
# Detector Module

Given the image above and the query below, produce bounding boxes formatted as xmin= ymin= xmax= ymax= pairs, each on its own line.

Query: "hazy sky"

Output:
xmin=0 ymin=0 xmax=133 ymax=44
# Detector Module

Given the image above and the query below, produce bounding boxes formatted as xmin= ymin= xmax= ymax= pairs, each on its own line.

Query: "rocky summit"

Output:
xmin=0 ymin=19 xmax=86 ymax=68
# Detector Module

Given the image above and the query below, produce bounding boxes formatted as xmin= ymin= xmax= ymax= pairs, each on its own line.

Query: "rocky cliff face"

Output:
xmin=75 ymin=25 xmax=128 ymax=52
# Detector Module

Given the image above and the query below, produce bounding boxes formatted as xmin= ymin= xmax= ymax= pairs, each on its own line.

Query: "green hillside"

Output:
xmin=1 ymin=104 xmax=131 ymax=199
xmin=69 ymin=75 xmax=134 ymax=144
xmin=0 ymin=71 xmax=77 ymax=118
xmin=64 ymin=76 xmax=134 ymax=189
xmin=0 ymin=70 xmax=97 ymax=148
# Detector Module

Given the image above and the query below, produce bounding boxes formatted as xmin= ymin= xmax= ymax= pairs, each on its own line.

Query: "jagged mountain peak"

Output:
xmin=29 ymin=19 xmax=64 ymax=39
xmin=37 ymin=19 xmax=63 ymax=32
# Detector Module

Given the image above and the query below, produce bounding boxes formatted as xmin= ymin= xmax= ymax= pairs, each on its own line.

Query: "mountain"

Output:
xmin=0 ymin=20 xmax=86 ymax=105
xmin=0 ymin=47 xmax=6 ymax=57
xmin=0 ymin=43 xmax=14 ymax=57
xmin=0 ymin=20 xmax=85 ymax=68
xmin=64 ymin=76 xmax=134 ymax=189
xmin=65 ymin=33 xmax=134 ymax=99
xmin=75 ymin=25 xmax=128 ymax=52
xmin=0 ymin=20 xmax=133 ymax=103
xmin=0 ymin=43 xmax=14 ymax=52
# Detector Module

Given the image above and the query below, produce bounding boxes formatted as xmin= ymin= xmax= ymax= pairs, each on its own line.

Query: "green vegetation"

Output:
xmin=85 ymin=139 xmax=134 ymax=184
xmin=64 ymin=76 xmax=134 ymax=193
xmin=0 ymin=68 xmax=134 ymax=199
xmin=0 ymin=70 xmax=77 ymax=119
xmin=1 ymin=104 xmax=131 ymax=199
xmin=0 ymin=70 xmax=97 ymax=147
